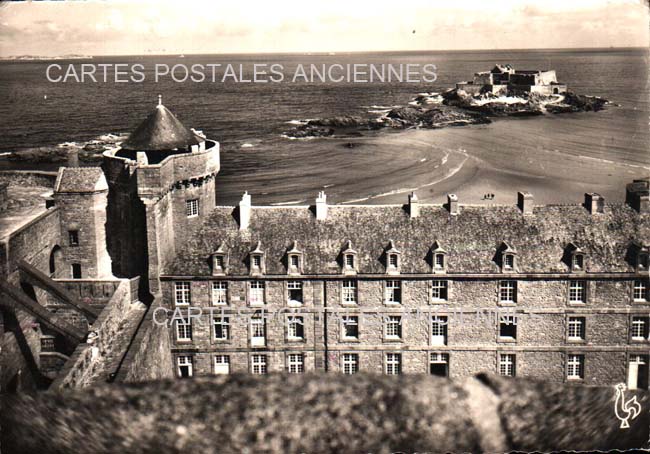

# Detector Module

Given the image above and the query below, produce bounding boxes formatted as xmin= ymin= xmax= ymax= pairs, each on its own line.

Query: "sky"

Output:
xmin=0 ymin=0 xmax=648 ymax=56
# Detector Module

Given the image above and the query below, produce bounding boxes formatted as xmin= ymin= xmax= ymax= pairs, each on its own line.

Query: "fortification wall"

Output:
xmin=0 ymin=171 xmax=57 ymax=189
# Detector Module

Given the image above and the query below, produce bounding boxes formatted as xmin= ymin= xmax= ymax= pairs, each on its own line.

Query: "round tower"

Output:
xmin=102 ymin=96 xmax=220 ymax=298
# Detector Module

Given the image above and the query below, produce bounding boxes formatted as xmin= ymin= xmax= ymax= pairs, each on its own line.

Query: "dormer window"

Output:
xmin=286 ymin=241 xmax=303 ymax=275
xmin=249 ymin=241 xmax=265 ymax=275
xmin=638 ymin=251 xmax=649 ymax=272
xmin=572 ymin=253 xmax=584 ymax=271
xmin=431 ymin=241 xmax=447 ymax=273
xmin=565 ymin=243 xmax=585 ymax=273
xmin=340 ymin=240 xmax=358 ymax=275
xmin=211 ymin=245 xmax=228 ymax=276
xmin=498 ymin=242 xmax=517 ymax=273
xmin=384 ymin=240 xmax=401 ymax=275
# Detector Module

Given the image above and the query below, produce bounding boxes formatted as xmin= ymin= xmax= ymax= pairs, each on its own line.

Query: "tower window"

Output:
xmin=186 ymin=199 xmax=199 ymax=217
xmin=68 ymin=230 xmax=79 ymax=247
xmin=71 ymin=263 xmax=82 ymax=279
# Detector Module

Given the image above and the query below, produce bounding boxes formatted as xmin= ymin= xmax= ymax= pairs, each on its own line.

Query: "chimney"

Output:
xmin=136 ymin=152 xmax=149 ymax=166
xmin=67 ymin=149 xmax=79 ymax=168
xmin=239 ymin=191 xmax=251 ymax=230
xmin=316 ymin=191 xmax=328 ymax=220
xmin=584 ymin=193 xmax=604 ymax=214
xmin=626 ymin=179 xmax=650 ymax=214
xmin=517 ymin=192 xmax=534 ymax=215
xmin=447 ymin=194 xmax=459 ymax=215
xmin=408 ymin=192 xmax=419 ymax=218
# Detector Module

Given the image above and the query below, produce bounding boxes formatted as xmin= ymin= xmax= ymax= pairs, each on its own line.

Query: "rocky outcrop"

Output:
xmin=1 ymin=373 xmax=647 ymax=453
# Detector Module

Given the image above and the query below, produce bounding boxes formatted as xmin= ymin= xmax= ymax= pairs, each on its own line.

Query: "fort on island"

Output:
xmin=456 ymin=64 xmax=568 ymax=96
xmin=0 ymin=98 xmax=649 ymax=393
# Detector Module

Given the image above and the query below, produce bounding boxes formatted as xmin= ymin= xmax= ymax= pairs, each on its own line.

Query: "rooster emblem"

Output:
xmin=614 ymin=383 xmax=642 ymax=429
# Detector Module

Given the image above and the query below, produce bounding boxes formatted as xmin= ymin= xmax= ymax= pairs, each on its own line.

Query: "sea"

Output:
xmin=0 ymin=48 xmax=648 ymax=205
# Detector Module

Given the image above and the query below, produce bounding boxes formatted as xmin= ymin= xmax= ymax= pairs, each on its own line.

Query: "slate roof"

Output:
xmin=54 ymin=167 xmax=108 ymax=193
xmin=121 ymin=104 xmax=202 ymax=151
xmin=167 ymin=203 xmax=649 ymax=276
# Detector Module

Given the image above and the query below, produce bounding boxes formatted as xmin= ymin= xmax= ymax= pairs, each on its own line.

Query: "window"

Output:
xmin=342 ymin=353 xmax=359 ymax=374
xmin=634 ymin=280 xmax=648 ymax=302
xmin=499 ymin=281 xmax=517 ymax=303
xmin=252 ymin=255 xmax=262 ymax=268
xmin=431 ymin=316 xmax=448 ymax=346
xmin=186 ymin=199 xmax=199 ymax=217
xmin=638 ymin=252 xmax=649 ymax=271
xmin=71 ymin=263 xmax=82 ymax=279
xmin=499 ymin=354 xmax=516 ymax=377
xmin=385 ymin=316 xmax=402 ymax=340
xmin=572 ymin=254 xmax=584 ymax=271
xmin=430 ymin=353 xmax=449 ymax=377
xmin=567 ymin=354 xmax=584 ymax=380
xmin=211 ymin=281 xmax=228 ymax=305
xmin=345 ymin=254 xmax=355 ymax=270
xmin=177 ymin=355 xmax=193 ymax=378
xmin=631 ymin=317 xmax=649 ymax=341
xmin=431 ymin=280 xmax=448 ymax=302
xmin=249 ymin=281 xmax=265 ymax=306
xmin=385 ymin=280 xmax=402 ymax=304
xmin=249 ymin=246 xmax=264 ymax=275
xmin=499 ymin=315 xmax=517 ymax=340
xmin=434 ymin=253 xmax=445 ymax=271
xmin=385 ymin=353 xmax=402 ymax=375
xmin=287 ymin=281 xmax=303 ymax=306
xmin=568 ymin=317 xmax=586 ymax=341
xmin=213 ymin=317 xmax=230 ymax=341
xmin=174 ymin=281 xmax=191 ymax=306
xmin=251 ymin=316 xmax=266 ymax=347
xmin=214 ymin=355 xmax=230 ymax=375
xmin=342 ymin=316 xmax=359 ymax=340
xmin=388 ymin=254 xmax=399 ymax=269
xmin=503 ymin=254 xmax=515 ymax=270
xmin=68 ymin=230 xmax=79 ymax=246
xmin=251 ymin=354 xmax=267 ymax=375
xmin=342 ymin=280 xmax=357 ymax=305
xmin=569 ymin=281 xmax=586 ymax=304
xmin=213 ymin=254 xmax=226 ymax=274
xmin=176 ymin=318 xmax=192 ymax=342
xmin=287 ymin=353 xmax=304 ymax=374
xmin=287 ymin=316 xmax=304 ymax=340
xmin=290 ymin=255 xmax=300 ymax=269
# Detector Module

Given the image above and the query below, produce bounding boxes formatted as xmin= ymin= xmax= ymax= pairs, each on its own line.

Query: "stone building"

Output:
xmin=1 ymin=99 xmax=648 ymax=393
xmin=456 ymin=64 xmax=568 ymax=96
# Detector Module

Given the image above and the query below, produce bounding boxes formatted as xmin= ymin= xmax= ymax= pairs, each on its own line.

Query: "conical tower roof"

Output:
xmin=121 ymin=96 xmax=202 ymax=151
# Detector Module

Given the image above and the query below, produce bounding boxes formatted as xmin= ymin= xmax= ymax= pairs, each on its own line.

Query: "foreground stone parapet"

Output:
xmin=1 ymin=374 xmax=647 ymax=453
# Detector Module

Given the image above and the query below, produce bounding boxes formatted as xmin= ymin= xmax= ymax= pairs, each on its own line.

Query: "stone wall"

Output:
xmin=0 ymin=171 xmax=57 ymax=189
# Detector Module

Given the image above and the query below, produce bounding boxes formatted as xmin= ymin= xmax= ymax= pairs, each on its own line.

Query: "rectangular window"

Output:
xmin=251 ymin=316 xmax=266 ymax=347
xmin=185 ymin=199 xmax=199 ymax=218
xmin=568 ymin=317 xmax=586 ymax=340
xmin=385 ymin=315 xmax=402 ymax=340
xmin=499 ymin=281 xmax=517 ymax=303
xmin=631 ymin=317 xmax=649 ymax=340
xmin=213 ymin=317 xmax=230 ymax=341
xmin=251 ymin=354 xmax=267 ymax=375
xmin=342 ymin=316 xmax=359 ymax=340
xmin=431 ymin=280 xmax=448 ymax=301
xmin=499 ymin=354 xmax=516 ymax=377
xmin=71 ymin=263 xmax=82 ymax=279
xmin=342 ymin=280 xmax=358 ymax=305
xmin=430 ymin=353 xmax=449 ymax=377
xmin=573 ymin=254 xmax=584 ymax=271
xmin=431 ymin=316 xmax=448 ymax=346
xmin=290 ymin=255 xmax=300 ymax=269
xmin=389 ymin=254 xmax=399 ymax=268
xmin=345 ymin=254 xmax=355 ymax=269
xmin=214 ymin=255 xmax=225 ymax=272
xmin=633 ymin=280 xmax=648 ymax=302
xmin=177 ymin=355 xmax=193 ymax=378
xmin=342 ymin=353 xmax=359 ymax=375
xmin=504 ymin=254 xmax=514 ymax=269
xmin=211 ymin=281 xmax=228 ymax=305
xmin=186 ymin=199 xmax=199 ymax=217
xmin=287 ymin=316 xmax=305 ymax=340
xmin=214 ymin=355 xmax=230 ymax=375
xmin=287 ymin=353 xmax=304 ymax=374
xmin=569 ymin=281 xmax=586 ymax=303
xmin=252 ymin=255 xmax=262 ymax=269
xmin=174 ymin=281 xmax=191 ymax=306
xmin=68 ymin=230 xmax=79 ymax=246
xmin=249 ymin=281 xmax=265 ymax=306
xmin=567 ymin=354 xmax=585 ymax=380
xmin=385 ymin=280 xmax=402 ymax=304
xmin=434 ymin=253 xmax=445 ymax=270
xmin=499 ymin=315 xmax=517 ymax=340
xmin=287 ymin=281 xmax=303 ymax=305
xmin=385 ymin=353 xmax=402 ymax=375
xmin=176 ymin=318 xmax=192 ymax=342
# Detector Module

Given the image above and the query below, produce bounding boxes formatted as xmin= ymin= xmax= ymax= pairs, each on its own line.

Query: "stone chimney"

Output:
xmin=517 ymin=192 xmax=534 ymax=215
xmin=67 ymin=149 xmax=79 ymax=168
xmin=584 ymin=193 xmax=604 ymax=214
xmin=239 ymin=192 xmax=251 ymax=230
xmin=447 ymin=194 xmax=459 ymax=215
xmin=626 ymin=179 xmax=650 ymax=214
xmin=408 ymin=192 xmax=419 ymax=218
xmin=316 ymin=191 xmax=328 ymax=220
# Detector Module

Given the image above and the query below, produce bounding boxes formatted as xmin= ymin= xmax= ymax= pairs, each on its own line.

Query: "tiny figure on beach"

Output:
xmin=483 ymin=193 xmax=495 ymax=200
